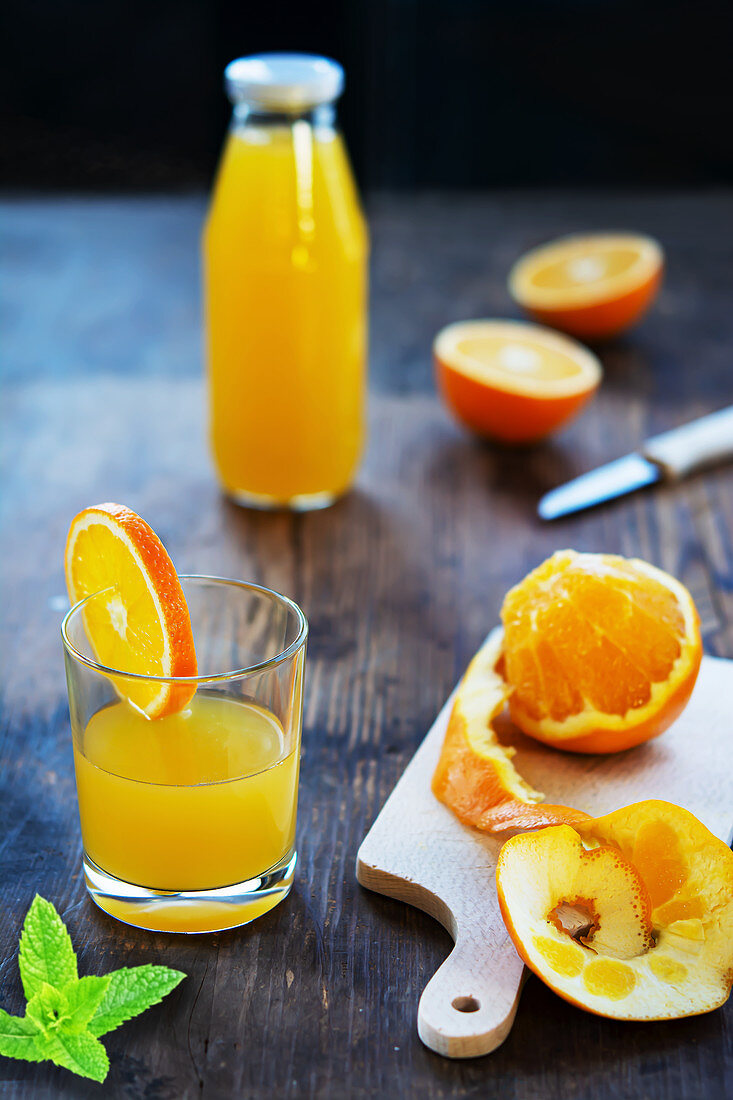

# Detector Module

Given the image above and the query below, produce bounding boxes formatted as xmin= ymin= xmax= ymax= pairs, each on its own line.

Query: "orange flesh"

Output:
xmin=533 ymin=935 xmax=585 ymax=977
xmin=433 ymin=321 xmax=601 ymax=445
xmin=499 ymin=551 xmax=701 ymax=753
xmin=454 ymin=336 xmax=584 ymax=382
xmin=583 ymin=960 xmax=636 ymax=1000
xmin=503 ymin=555 xmax=685 ymax=722
xmin=649 ymin=956 xmax=688 ymax=984
xmin=630 ymin=821 xmax=689 ymax=909
xmin=70 ymin=523 xmax=168 ymax=678
xmin=530 ymin=248 xmax=639 ymax=289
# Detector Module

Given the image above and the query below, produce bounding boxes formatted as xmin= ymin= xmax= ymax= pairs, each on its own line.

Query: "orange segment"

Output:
xmin=434 ymin=320 xmax=602 ymax=444
xmin=65 ymin=503 xmax=197 ymax=718
xmin=501 ymin=550 xmax=702 ymax=753
xmin=431 ymin=632 xmax=590 ymax=834
xmin=496 ymin=801 xmax=733 ymax=1021
xmin=509 ymin=233 xmax=664 ymax=339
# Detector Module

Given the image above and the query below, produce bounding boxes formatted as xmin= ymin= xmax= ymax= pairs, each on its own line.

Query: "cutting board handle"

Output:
xmin=417 ymin=926 xmax=525 ymax=1059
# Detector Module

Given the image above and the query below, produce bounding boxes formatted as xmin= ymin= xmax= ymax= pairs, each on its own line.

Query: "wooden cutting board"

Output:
xmin=356 ymin=630 xmax=733 ymax=1060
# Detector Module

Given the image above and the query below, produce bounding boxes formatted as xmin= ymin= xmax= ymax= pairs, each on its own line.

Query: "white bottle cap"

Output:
xmin=224 ymin=53 xmax=344 ymax=112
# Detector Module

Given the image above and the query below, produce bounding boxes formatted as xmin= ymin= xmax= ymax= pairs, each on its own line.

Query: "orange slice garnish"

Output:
xmin=65 ymin=503 xmax=197 ymax=718
xmin=434 ymin=319 xmax=602 ymax=444
xmin=509 ymin=233 xmax=663 ymax=339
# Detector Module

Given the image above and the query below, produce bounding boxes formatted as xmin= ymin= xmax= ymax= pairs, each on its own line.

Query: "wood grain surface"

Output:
xmin=1 ymin=193 xmax=733 ymax=1098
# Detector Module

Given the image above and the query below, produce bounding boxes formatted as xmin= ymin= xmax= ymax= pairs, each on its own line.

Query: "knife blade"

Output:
xmin=539 ymin=405 xmax=733 ymax=521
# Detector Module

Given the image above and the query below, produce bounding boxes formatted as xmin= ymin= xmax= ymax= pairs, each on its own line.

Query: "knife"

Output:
xmin=539 ymin=405 xmax=733 ymax=520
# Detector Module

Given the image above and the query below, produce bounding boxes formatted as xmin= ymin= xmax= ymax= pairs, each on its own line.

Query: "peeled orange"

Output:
xmin=501 ymin=550 xmax=702 ymax=754
xmin=65 ymin=503 xmax=197 ymax=718
xmin=508 ymin=233 xmax=663 ymax=339
xmin=434 ymin=320 xmax=601 ymax=444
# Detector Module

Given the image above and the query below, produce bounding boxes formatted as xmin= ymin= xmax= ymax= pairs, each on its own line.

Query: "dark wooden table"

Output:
xmin=1 ymin=192 xmax=732 ymax=1099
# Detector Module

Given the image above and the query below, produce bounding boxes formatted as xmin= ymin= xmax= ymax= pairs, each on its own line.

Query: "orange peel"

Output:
xmin=496 ymin=800 xmax=733 ymax=1020
xmin=432 ymin=632 xmax=589 ymax=833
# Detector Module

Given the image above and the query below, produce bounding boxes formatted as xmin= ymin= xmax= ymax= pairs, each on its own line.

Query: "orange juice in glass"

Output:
xmin=63 ymin=576 xmax=307 ymax=934
xmin=203 ymin=54 xmax=368 ymax=510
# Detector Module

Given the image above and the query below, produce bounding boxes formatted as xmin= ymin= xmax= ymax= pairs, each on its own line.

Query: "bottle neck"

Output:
xmin=232 ymin=102 xmax=336 ymax=132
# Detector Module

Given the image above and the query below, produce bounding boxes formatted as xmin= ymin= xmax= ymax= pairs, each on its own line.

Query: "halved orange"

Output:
xmin=509 ymin=233 xmax=664 ymax=339
xmin=501 ymin=550 xmax=702 ymax=754
xmin=65 ymin=503 xmax=197 ymax=718
xmin=434 ymin=320 xmax=601 ymax=444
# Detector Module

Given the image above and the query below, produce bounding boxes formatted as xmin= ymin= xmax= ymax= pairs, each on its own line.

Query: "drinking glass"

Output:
xmin=62 ymin=576 xmax=307 ymax=933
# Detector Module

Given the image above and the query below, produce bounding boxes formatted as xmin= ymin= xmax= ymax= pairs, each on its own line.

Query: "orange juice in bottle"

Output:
xmin=203 ymin=54 xmax=368 ymax=510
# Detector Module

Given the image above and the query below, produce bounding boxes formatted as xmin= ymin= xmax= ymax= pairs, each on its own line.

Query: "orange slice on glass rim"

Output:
xmin=508 ymin=233 xmax=664 ymax=340
xmin=65 ymin=503 xmax=197 ymax=718
xmin=434 ymin=319 xmax=602 ymax=444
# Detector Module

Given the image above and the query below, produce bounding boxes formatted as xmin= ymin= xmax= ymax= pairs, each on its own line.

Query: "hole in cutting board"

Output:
xmin=452 ymin=996 xmax=480 ymax=1013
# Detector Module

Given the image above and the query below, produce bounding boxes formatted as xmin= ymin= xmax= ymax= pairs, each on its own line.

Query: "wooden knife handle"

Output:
xmin=643 ymin=406 xmax=733 ymax=480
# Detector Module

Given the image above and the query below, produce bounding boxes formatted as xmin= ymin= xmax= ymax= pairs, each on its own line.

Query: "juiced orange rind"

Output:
xmin=496 ymin=801 xmax=733 ymax=1020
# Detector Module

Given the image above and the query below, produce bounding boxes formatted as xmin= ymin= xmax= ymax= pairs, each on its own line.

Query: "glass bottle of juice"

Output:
xmin=203 ymin=54 xmax=368 ymax=510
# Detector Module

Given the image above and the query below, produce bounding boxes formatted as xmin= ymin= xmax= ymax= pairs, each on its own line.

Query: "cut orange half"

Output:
xmin=509 ymin=233 xmax=664 ymax=339
xmin=434 ymin=319 xmax=602 ymax=444
xmin=65 ymin=503 xmax=197 ymax=718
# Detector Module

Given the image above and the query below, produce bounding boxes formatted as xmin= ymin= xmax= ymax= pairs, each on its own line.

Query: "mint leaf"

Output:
xmin=0 ymin=1010 xmax=46 ymax=1063
xmin=26 ymin=984 xmax=70 ymax=1036
xmin=63 ymin=976 xmax=111 ymax=1033
xmin=0 ymin=896 xmax=185 ymax=1085
xmin=44 ymin=1029 xmax=110 ymax=1083
xmin=18 ymin=896 xmax=77 ymax=999
xmin=89 ymin=965 xmax=185 ymax=1037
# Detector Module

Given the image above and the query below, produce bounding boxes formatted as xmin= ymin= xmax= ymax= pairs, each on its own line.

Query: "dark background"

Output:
xmin=3 ymin=0 xmax=733 ymax=192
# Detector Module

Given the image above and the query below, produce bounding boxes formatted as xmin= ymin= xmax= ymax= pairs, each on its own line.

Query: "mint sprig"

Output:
xmin=0 ymin=896 xmax=185 ymax=1083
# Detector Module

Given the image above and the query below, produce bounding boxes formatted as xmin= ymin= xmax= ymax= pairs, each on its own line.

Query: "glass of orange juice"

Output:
xmin=62 ymin=577 xmax=307 ymax=933
xmin=203 ymin=54 xmax=368 ymax=510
